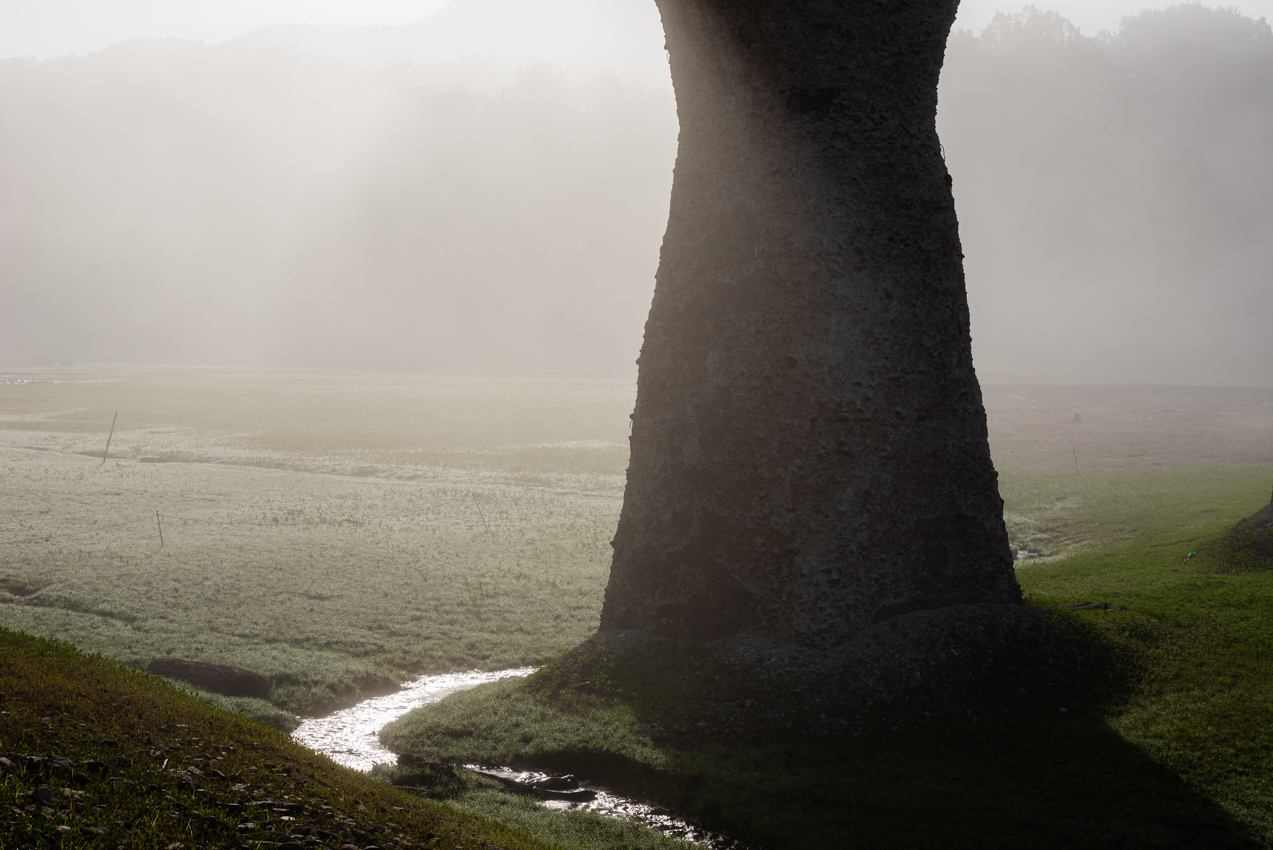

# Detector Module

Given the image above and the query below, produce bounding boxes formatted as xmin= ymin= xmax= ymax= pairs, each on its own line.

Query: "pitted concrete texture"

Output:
xmin=601 ymin=0 xmax=1021 ymax=647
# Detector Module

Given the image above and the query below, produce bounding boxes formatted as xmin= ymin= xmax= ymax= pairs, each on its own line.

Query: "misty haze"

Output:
xmin=2 ymin=2 xmax=1269 ymax=382
xmin=2 ymin=2 xmax=1273 ymax=849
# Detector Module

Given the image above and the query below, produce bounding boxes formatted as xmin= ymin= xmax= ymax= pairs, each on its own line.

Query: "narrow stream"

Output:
xmin=292 ymin=668 xmax=740 ymax=847
xmin=293 ymin=668 xmax=535 ymax=772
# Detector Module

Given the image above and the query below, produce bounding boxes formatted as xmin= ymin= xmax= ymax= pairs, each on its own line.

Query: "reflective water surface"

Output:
xmin=469 ymin=766 xmax=740 ymax=847
xmin=293 ymin=668 xmax=745 ymax=847
xmin=292 ymin=668 xmax=535 ymax=772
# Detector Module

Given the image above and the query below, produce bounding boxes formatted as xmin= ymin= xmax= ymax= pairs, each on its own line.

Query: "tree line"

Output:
xmin=0 ymin=4 xmax=1268 ymax=382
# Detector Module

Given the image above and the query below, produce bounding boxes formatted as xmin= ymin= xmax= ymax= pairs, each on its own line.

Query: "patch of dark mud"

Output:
xmin=0 ymin=577 xmax=46 ymax=598
xmin=4 ymin=590 xmax=140 ymax=624
xmin=76 ymin=450 xmax=446 ymax=484
xmin=56 ymin=447 xmax=615 ymax=495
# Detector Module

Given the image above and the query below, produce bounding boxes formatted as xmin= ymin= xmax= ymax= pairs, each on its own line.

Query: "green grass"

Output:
xmin=382 ymin=491 xmax=1273 ymax=848
xmin=443 ymin=792 xmax=691 ymax=850
xmin=3 ymin=367 xmax=1269 ymax=725
xmin=383 ymin=678 xmax=669 ymax=780
xmin=999 ymin=464 xmax=1273 ymax=559
xmin=180 ymin=688 xmax=305 ymax=734
xmin=366 ymin=764 xmax=693 ymax=850
xmin=0 ymin=446 xmax=618 ymax=715
xmin=0 ymin=371 xmax=629 ymax=716
xmin=0 ymin=627 xmax=562 ymax=850
xmin=6 ymin=367 xmax=1273 ymax=847
xmin=1016 ymin=529 xmax=1273 ymax=840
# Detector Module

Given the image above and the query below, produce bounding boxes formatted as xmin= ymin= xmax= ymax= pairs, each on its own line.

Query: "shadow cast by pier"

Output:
xmin=667 ymin=712 xmax=1259 ymax=849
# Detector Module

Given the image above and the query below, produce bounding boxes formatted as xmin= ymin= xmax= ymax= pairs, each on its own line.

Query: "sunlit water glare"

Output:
xmin=470 ymin=766 xmax=735 ymax=846
xmin=292 ymin=668 xmax=535 ymax=772
xmin=294 ymin=667 xmax=740 ymax=847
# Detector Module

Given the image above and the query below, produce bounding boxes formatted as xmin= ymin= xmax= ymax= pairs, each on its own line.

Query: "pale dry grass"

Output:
xmin=0 ymin=367 xmax=630 ymax=715
xmin=2 ymin=366 xmax=1269 ymax=718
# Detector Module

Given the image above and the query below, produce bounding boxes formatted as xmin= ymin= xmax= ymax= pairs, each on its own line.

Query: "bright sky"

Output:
xmin=0 ymin=0 xmax=1270 ymax=59
xmin=0 ymin=0 xmax=453 ymax=58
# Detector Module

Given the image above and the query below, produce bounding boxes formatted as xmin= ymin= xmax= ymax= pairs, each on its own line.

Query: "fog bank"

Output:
xmin=1 ymin=2 xmax=1269 ymax=384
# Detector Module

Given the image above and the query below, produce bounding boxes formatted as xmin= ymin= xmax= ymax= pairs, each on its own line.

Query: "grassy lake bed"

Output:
xmin=3 ymin=365 xmax=1273 ymax=847
xmin=0 ymin=366 xmax=632 ymax=718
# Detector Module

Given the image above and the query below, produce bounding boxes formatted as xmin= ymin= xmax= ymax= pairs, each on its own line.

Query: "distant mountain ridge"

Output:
xmin=224 ymin=0 xmax=669 ymax=85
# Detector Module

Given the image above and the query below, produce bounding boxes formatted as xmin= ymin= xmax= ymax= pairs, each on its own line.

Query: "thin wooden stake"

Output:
xmin=472 ymin=495 xmax=490 ymax=533
xmin=101 ymin=411 xmax=118 ymax=464
xmin=1072 ymin=446 xmax=1080 ymax=475
xmin=156 ymin=510 xmax=164 ymax=549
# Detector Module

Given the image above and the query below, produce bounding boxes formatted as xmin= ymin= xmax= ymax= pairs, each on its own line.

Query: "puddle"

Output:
xmin=294 ymin=668 xmax=747 ymax=847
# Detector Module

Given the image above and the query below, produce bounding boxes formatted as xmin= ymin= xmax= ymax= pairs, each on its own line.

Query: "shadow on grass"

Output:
xmin=669 ymin=713 xmax=1259 ymax=849
xmin=382 ymin=612 xmax=1263 ymax=850
xmin=380 ymin=521 xmax=1273 ymax=850
xmin=383 ymin=676 xmax=1261 ymax=848
xmin=634 ymin=609 xmax=1263 ymax=848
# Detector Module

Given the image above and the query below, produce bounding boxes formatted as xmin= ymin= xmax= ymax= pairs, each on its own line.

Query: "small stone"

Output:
xmin=113 ymin=755 xmax=132 ymax=769
xmin=30 ymin=785 xmax=55 ymax=804
xmin=80 ymin=826 xmax=109 ymax=837
xmin=1059 ymin=707 xmax=1068 ymax=713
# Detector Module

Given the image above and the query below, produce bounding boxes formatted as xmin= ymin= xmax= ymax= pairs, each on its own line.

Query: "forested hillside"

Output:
xmin=942 ymin=4 xmax=1273 ymax=383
